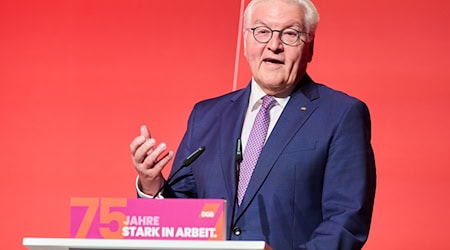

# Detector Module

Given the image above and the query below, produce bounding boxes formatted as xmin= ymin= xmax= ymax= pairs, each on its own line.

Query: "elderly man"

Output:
xmin=130 ymin=0 xmax=376 ymax=249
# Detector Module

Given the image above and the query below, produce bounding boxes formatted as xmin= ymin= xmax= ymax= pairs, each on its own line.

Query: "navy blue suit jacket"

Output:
xmin=164 ymin=75 xmax=376 ymax=250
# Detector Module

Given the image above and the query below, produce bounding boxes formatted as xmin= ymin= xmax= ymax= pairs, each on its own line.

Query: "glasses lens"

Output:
xmin=281 ymin=28 xmax=300 ymax=45
xmin=253 ymin=27 xmax=272 ymax=43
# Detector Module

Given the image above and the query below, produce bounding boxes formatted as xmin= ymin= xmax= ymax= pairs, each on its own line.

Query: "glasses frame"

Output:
xmin=249 ymin=26 xmax=308 ymax=45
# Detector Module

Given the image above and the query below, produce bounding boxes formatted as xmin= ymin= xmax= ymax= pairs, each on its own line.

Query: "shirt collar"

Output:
xmin=249 ymin=79 xmax=290 ymax=111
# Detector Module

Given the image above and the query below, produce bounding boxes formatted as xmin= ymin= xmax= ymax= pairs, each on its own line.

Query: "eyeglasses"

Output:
xmin=249 ymin=26 xmax=308 ymax=45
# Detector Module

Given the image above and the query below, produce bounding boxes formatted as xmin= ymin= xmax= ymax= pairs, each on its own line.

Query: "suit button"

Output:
xmin=233 ymin=227 xmax=241 ymax=236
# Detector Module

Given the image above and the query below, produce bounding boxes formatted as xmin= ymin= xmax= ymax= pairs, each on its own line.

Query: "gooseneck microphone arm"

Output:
xmin=152 ymin=146 xmax=206 ymax=199
xmin=229 ymin=138 xmax=243 ymax=239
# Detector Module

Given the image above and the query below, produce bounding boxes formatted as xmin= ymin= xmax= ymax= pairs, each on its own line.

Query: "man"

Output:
xmin=130 ymin=0 xmax=376 ymax=249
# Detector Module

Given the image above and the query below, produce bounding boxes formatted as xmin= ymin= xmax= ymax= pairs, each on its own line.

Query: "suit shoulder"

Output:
xmin=315 ymin=83 xmax=368 ymax=108
xmin=194 ymin=89 xmax=245 ymax=110
xmin=311 ymin=82 xmax=372 ymax=126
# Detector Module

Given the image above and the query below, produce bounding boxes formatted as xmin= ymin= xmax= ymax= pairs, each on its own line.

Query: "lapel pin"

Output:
xmin=300 ymin=106 xmax=307 ymax=111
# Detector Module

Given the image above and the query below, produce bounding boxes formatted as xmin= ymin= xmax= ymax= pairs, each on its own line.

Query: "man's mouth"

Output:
xmin=263 ymin=58 xmax=284 ymax=64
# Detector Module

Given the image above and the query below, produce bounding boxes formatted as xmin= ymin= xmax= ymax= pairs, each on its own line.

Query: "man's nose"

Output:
xmin=267 ymin=31 xmax=283 ymax=51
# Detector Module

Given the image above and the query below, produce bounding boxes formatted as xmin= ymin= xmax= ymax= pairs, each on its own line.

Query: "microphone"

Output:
xmin=235 ymin=138 xmax=243 ymax=163
xmin=182 ymin=146 xmax=206 ymax=167
xmin=228 ymin=138 xmax=242 ymax=239
xmin=153 ymin=146 xmax=206 ymax=198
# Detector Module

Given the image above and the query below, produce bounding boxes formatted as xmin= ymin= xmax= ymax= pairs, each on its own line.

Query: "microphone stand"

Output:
xmin=152 ymin=146 xmax=205 ymax=198
xmin=229 ymin=139 xmax=242 ymax=239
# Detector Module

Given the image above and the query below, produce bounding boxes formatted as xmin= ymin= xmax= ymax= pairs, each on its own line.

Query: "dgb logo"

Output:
xmin=200 ymin=211 xmax=215 ymax=218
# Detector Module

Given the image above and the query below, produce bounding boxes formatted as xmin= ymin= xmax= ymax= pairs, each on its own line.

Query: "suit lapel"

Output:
xmin=219 ymin=85 xmax=251 ymax=202
xmin=236 ymin=76 xmax=320 ymax=215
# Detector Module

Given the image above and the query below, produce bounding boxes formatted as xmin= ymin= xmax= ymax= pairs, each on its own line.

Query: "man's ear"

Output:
xmin=243 ymin=30 xmax=248 ymax=58
xmin=307 ymin=38 xmax=315 ymax=62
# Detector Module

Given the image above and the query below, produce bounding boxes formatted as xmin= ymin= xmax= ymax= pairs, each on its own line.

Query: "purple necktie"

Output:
xmin=238 ymin=95 xmax=276 ymax=205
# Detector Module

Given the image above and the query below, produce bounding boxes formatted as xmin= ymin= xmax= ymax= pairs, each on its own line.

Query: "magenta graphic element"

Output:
xmin=70 ymin=198 xmax=226 ymax=240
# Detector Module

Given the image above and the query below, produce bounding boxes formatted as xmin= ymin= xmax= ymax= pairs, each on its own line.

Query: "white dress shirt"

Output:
xmin=240 ymin=79 xmax=290 ymax=151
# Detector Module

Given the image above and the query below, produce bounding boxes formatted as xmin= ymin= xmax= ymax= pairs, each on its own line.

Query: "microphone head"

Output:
xmin=235 ymin=139 xmax=243 ymax=163
xmin=182 ymin=146 xmax=206 ymax=166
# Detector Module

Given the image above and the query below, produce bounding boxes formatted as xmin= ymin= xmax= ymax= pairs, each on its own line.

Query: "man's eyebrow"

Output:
xmin=251 ymin=19 xmax=267 ymax=26
xmin=250 ymin=20 xmax=304 ymax=29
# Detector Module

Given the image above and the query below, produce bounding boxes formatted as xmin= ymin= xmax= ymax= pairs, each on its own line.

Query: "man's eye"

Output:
xmin=257 ymin=29 xmax=270 ymax=34
xmin=284 ymin=31 xmax=297 ymax=37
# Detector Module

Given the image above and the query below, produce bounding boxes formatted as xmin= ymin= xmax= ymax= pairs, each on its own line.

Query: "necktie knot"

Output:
xmin=261 ymin=95 xmax=276 ymax=110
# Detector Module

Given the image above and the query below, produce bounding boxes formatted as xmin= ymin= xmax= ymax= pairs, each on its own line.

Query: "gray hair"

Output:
xmin=244 ymin=0 xmax=320 ymax=36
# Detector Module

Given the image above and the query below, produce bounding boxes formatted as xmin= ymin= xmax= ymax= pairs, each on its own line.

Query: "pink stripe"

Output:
xmin=232 ymin=0 xmax=246 ymax=91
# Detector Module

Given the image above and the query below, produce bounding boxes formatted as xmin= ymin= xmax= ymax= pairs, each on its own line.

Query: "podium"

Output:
xmin=23 ymin=238 xmax=272 ymax=250
xmin=25 ymin=198 xmax=272 ymax=249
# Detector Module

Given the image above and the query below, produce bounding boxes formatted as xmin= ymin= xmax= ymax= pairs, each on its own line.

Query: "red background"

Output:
xmin=1 ymin=0 xmax=450 ymax=249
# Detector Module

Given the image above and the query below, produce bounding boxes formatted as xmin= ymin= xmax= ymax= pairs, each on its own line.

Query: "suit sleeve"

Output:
xmin=299 ymin=100 xmax=376 ymax=250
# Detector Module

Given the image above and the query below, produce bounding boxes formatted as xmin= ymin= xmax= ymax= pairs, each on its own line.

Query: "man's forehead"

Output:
xmin=250 ymin=2 xmax=305 ymax=27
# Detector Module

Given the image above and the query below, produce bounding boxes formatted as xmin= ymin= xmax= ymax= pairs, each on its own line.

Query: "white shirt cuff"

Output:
xmin=135 ymin=175 xmax=164 ymax=199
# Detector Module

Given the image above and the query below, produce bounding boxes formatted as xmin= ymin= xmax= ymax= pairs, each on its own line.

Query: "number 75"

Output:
xmin=70 ymin=197 xmax=127 ymax=238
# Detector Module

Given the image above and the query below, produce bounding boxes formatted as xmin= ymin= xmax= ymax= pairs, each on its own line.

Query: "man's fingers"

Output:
xmin=154 ymin=150 xmax=174 ymax=167
xmin=143 ymin=150 xmax=174 ymax=173
xmin=130 ymin=135 xmax=146 ymax=155
xmin=130 ymin=125 xmax=173 ymax=177
xmin=142 ymin=142 xmax=170 ymax=168
xmin=142 ymin=142 xmax=166 ymax=167
xmin=153 ymin=151 xmax=174 ymax=166
xmin=140 ymin=125 xmax=151 ymax=139
xmin=133 ymin=138 xmax=156 ymax=164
